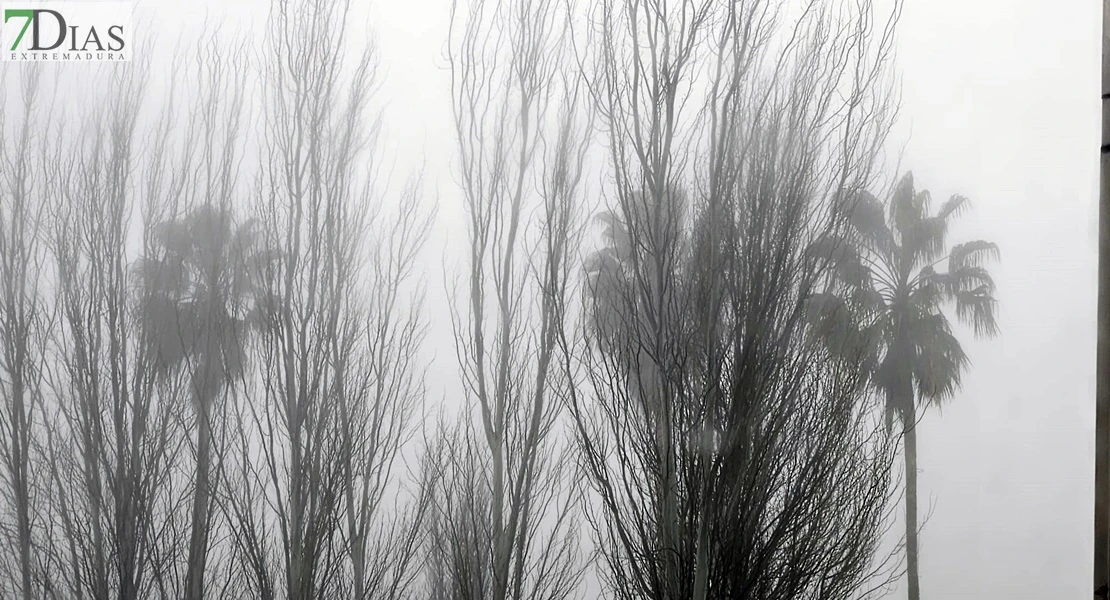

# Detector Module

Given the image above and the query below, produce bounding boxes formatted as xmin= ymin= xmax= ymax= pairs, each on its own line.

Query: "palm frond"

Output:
xmin=937 ymin=265 xmax=996 ymax=299
xmin=806 ymin=293 xmax=853 ymax=340
xmin=154 ymin=220 xmax=192 ymax=256
xmin=889 ymin=172 xmax=922 ymax=242
xmin=135 ymin=256 xmax=186 ymax=297
xmin=806 ymin=234 xmax=872 ymax=289
xmin=910 ymin=267 xmax=944 ymax=313
xmin=841 ymin=189 xmax=893 ymax=253
xmin=584 ymin=247 xmax=621 ymax=275
xmin=874 ymin=354 xmax=910 ymax=414
xmin=905 ymin=214 xmax=949 ymax=268
xmin=910 ymin=312 xmax=969 ymax=406
xmin=805 ymin=292 xmax=878 ymax=366
xmin=141 ymin=296 xmax=196 ymax=376
xmin=850 ymin=286 xmax=887 ymax=315
xmin=948 ymin=240 xmax=1000 ymax=272
xmin=594 ymin=210 xmax=631 ymax=259
xmin=936 ymin=194 xmax=970 ymax=222
xmin=954 ymin=284 xmax=999 ymax=338
xmin=230 ymin=218 xmax=258 ymax=262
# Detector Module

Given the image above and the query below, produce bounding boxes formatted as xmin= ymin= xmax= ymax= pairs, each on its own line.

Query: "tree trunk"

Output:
xmin=185 ymin=404 xmax=212 ymax=600
xmin=8 ymin=365 xmax=34 ymax=600
xmin=691 ymin=509 xmax=709 ymax=600
xmin=1094 ymin=1 xmax=1110 ymax=597
xmin=903 ymin=409 xmax=920 ymax=600
xmin=14 ymin=430 xmax=33 ymax=600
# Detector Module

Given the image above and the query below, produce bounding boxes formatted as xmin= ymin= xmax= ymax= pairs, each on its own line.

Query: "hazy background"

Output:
xmin=136 ymin=0 xmax=1099 ymax=596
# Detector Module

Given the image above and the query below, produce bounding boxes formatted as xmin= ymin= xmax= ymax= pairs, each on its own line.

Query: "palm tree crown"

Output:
xmin=135 ymin=204 xmax=273 ymax=405
xmin=808 ymin=172 xmax=999 ymax=428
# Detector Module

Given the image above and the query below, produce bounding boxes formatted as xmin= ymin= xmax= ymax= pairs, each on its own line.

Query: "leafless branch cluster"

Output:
xmin=0 ymin=65 xmax=54 ymax=600
xmin=558 ymin=0 xmax=907 ymax=598
xmin=0 ymin=0 xmax=923 ymax=599
xmin=0 ymin=2 xmax=432 ymax=599
xmin=429 ymin=0 xmax=592 ymax=598
xmin=216 ymin=2 xmax=433 ymax=597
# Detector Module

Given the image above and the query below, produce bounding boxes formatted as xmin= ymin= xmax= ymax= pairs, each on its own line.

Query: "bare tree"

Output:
xmin=217 ymin=1 xmax=433 ymax=598
xmin=39 ymin=57 xmax=205 ymax=600
xmin=335 ymin=176 xmax=433 ymax=600
xmin=46 ymin=64 xmax=147 ymax=600
xmin=563 ymin=0 xmax=906 ymax=598
xmin=430 ymin=0 xmax=592 ymax=597
xmin=0 ymin=64 xmax=50 ymax=600
xmin=24 ymin=37 xmax=256 ymax=600
xmin=136 ymin=44 xmax=253 ymax=600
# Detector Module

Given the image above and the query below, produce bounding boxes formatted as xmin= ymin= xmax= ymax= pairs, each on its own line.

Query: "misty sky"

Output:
xmin=136 ymin=0 xmax=1100 ymax=597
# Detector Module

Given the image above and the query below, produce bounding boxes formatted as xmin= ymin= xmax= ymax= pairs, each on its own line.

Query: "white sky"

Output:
xmin=42 ymin=0 xmax=1106 ymax=597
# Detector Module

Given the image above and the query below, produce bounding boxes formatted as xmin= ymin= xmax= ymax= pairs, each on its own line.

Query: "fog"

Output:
xmin=377 ymin=2 xmax=1102 ymax=594
xmin=0 ymin=0 xmax=1097 ymax=598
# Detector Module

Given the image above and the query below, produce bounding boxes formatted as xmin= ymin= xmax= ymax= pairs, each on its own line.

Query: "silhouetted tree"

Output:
xmin=132 ymin=40 xmax=256 ymax=599
xmin=216 ymin=1 xmax=433 ymax=598
xmin=137 ymin=204 xmax=268 ymax=600
xmin=431 ymin=0 xmax=590 ymax=596
xmin=43 ymin=59 xmax=200 ymax=600
xmin=808 ymin=172 xmax=999 ymax=600
xmin=0 ymin=64 xmax=47 ymax=600
xmin=565 ymin=0 xmax=906 ymax=597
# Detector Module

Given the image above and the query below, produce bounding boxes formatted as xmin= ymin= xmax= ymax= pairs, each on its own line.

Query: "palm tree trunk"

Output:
xmin=185 ymin=404 xmax=212 ymax=600
xmin=903 ymin=408 xmax=920 ymax=600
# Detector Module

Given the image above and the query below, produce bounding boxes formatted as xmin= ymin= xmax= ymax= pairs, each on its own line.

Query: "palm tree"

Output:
xmin=584 ymin=187 xmax=686 ymax=349
xmin=135 ymin=204 xmax=273 ymax=600
xmin=807 ymin=172 xmax=999 ymax=600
